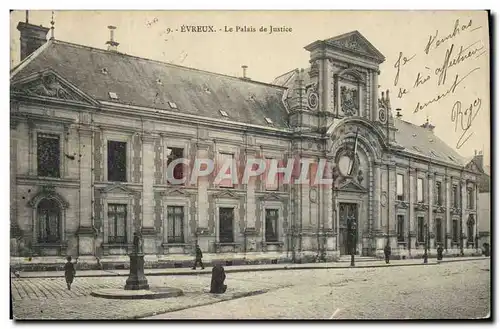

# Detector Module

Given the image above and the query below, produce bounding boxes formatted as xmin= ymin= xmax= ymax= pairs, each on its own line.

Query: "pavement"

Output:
xmin=11 ymin=258 xmax=490 ymax=320
xmin=11 ymin=256 xmax=488 ymax=279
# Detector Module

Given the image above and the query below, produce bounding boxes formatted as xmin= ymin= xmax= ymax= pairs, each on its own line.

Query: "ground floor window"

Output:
xmin=37 ymin=199 xmax=61 ymax=243
xmin=452 ymin=219 xmax=459 ymax=243
xmin=219 ymin=207 xmax=234 ymax=243
xmin=435 ymin=218 xmax=443 ymax=243
xmin=167 ymin=206 xmax=184 ymax=243
xmin=467 ymin=215 xmax=475 ymax=243
xmin=417 ymin=216 xmax=424 ymax=243
xmin=108 ymin=204 xmax=127 ymax=244
xmin=397 ymin=215 xmax=405 ymax=242
xmin=265 ymin=209 xmax=279 ymax=242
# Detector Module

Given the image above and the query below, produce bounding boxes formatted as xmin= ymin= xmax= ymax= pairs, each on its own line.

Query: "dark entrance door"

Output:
xmin=339 ymin=203 xmax=358 ymax=255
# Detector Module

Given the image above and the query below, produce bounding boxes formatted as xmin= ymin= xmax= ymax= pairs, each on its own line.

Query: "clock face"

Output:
xmin=338 ymin=155 xmax=353 ymax=176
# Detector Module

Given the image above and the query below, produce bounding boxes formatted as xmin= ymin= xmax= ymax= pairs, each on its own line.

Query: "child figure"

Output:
xmin=64 ymin=256 xmax=76 ymax=290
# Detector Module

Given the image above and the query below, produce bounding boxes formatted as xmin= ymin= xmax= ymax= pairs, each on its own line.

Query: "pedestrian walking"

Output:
xmin=437 ymin=244 xmax=444 ymax=261
xmin=384 ymin=243 xmax=391 ymax=264
xmin=192 ymin=244 xmax=205 ymax=270
xmin=64 ymin=256 xmax=76 ymax=290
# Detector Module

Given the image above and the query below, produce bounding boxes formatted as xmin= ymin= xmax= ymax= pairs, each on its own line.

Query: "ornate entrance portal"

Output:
xmin=339 ymin=203 xmax=358 ymax=255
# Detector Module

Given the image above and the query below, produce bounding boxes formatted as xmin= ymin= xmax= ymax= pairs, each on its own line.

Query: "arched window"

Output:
xmin=467 ymin=215 xmax=475 ymax=243
xmin=37 ymin=199 xmax=61 ymax=243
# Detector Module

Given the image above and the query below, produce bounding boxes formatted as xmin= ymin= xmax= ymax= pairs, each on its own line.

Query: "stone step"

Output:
xmin=338 ymin=256 xmax=380 ymax=263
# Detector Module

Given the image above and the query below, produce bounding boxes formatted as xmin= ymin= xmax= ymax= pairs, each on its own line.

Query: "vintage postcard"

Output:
xmin=9 ymin=10 xmax=490 ymax=320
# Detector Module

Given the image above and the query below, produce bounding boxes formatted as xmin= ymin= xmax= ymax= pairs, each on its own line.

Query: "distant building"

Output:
xmin=465 ymin=151 xmax=490 ymax=248
xmin=10 ymin=19 xmax=482 ymax=267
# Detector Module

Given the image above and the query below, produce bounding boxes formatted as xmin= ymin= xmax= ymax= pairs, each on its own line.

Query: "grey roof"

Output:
xmin=394 ymin=118 xmax=468 ymax=167
xmin=11 ymin=40 xmax=289 ymax=128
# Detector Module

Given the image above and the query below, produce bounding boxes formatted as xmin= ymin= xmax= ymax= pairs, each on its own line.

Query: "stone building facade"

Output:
xmin=10 ymin=21 xmax=482 ymax=266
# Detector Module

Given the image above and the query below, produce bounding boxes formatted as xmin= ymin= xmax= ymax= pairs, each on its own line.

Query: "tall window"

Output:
xmin=397 ymin=215 xmax=405 ymax=242
xmin=467 ymin=188 xmax=474 ymax=209
xmin=396 ymin=174 xmax=404 ymax=201
xmin=265 ymin=209 xmax=279 ymax=242
xmin=108 ymin=141 xmax=127 ymax=182
xmin=37 ymin=133 xmax=60 ymax=178
xmin=452 ymin=185 xmax=458 ymax=208
xmin=167 ymin=206 xmax=184 ymax=243
xmin=265 ymin=158 xmax=279 ymax=191
xmin=218 ymin=153 xmax=235 ymax=188
xmin=37 ymin=199 xmax=61 ymax=243
xmin=467 ymin=215 xmax=475 ymax=243
xmin=435 ymin=181 xmax=442 ymax=205
xmin=167 ymin=147 xmax=185 ymax=182
xmin=435 ymin=218 xmax=443 ymax=243
xmin=452 ymin=219 xmax=459 ymax=243
xmin=417 ymin=216 xmax=424 ymax=243
xmin=417 ymin=178 xmax=424 ymax=203
xmin=108 ymin=204 xmax=127 ymax=244
xmin=219 ymin=207 xmax=234 ymax=243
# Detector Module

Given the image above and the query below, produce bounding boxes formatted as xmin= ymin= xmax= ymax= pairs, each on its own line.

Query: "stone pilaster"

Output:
xmin=373 ymin=163 xmax=381 ymax=231
xmin=141 ymin=133 xmax=156 ymax=254
xmin=445 ymin=176 xmax=451 ymax=250
xmin=77 ymin=126 xmax=94 ymax=256
xmin=428 ymin=172 xmax=434 ymax=248
xmin=196 ymin=142 xmax=211 ymax=231
xmin=408 ymin=168 xmax=415 ymax=247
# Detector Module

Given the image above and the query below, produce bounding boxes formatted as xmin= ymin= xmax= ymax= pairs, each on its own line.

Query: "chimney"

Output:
xmin=241 ymin=65 xmax=248 ymax=79
xmin=420 ymin=117 xmax=436 ymax=133
xmin=105 ymin=26 xmax=119 ymax=51
xmin=16 ymin=19 xmax=50 ymax=61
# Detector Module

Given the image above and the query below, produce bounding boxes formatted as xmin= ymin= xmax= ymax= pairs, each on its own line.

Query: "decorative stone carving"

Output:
xmin=356 ymin=170 xmax=364 ymax=184
xmin=21 ymin=73 xmax=80 ymax=101
xmin=340 ymin=85 xmax=358 ymax=116
xmin=329 ymin=34 xmax=364 ymax=53
xmin=414 ymin=203 xmax=429 ymax=211
xmin=396 ymin=201 xmax=409 ymax=209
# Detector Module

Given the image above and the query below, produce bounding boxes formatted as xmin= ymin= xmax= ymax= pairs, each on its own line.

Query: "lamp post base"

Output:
xmin=350 ymin=254 xmax=355 ymax=267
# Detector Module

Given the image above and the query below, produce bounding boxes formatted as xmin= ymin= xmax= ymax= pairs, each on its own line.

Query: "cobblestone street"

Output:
xmin=11 ymin=259 xmax=490 ymax=320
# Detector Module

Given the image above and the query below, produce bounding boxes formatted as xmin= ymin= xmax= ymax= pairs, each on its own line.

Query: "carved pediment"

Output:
xmin=414 ymin=203 xmax=429 ymax=211
xmin=465 ymin=160 xmax=481 ymax=173
xmin=337 ymin=180 xmax=366 ymax=192
xmin=28 ymin=185 xmax=69 ymax=209
xmin=11 ymin=69 xmax=99 ymax=106
xmin=396 ymin=201 xmax=410 ymax=209
xmin=100 ymin=184 xmax=136 ymax=195
xmin=161 ymin=187 xmax=186 ymax=197
xmin=260 ymin=192 xmax=282 ymax=202
xmin=213 ymin=189 xmax=238 ymax=199
xmin=433 ymin=205 xmax=446 ymax=213
xmin=325 ymin=31 xmax=385 ymax=63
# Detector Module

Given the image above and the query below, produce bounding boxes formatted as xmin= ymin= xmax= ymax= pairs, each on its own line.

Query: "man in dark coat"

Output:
xmin=384 ymin=243 xmax=391 ymax=264
xmin=192 ymin=244 xmax=205 ymax=270
xmin=64 ymin=256 xmax=76 ymax=290
xmin=210 ymin=264 xmax=227 ymax=294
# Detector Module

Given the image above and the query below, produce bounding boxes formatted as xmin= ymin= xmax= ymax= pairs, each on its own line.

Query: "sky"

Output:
xmin=9 ymin=10 xmax=490 ymax=166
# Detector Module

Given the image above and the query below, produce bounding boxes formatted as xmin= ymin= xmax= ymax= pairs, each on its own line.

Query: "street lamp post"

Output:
xmin=349 ymin=219 xmax=357 ymax=267
xmin=423 ymin=223 xmax=428 ymax=264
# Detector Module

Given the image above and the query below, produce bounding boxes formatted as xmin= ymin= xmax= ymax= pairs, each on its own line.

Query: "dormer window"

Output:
xmin=101 ymin=68 xmax=108 ymax=75
xmin=219 ymin=110 xmax=229 ymax=117
xmin=413 ymin=146 xmax=422 ymax=152
xmin=265 ymin=117 xmax=273 ymax=124
xmin=168 ymin=101 xmax=178 ymax=109
xmin=109 ymin=92 xmax=118 ymax=100
xmin=156 ymin=78 xmax=163 ymax=85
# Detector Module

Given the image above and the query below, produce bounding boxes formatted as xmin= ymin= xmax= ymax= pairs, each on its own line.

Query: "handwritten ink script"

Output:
xmin=392 ymin=18 xmax=486 ymax=149
xmin=451 ymin=98 xmax=482 ymax=149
